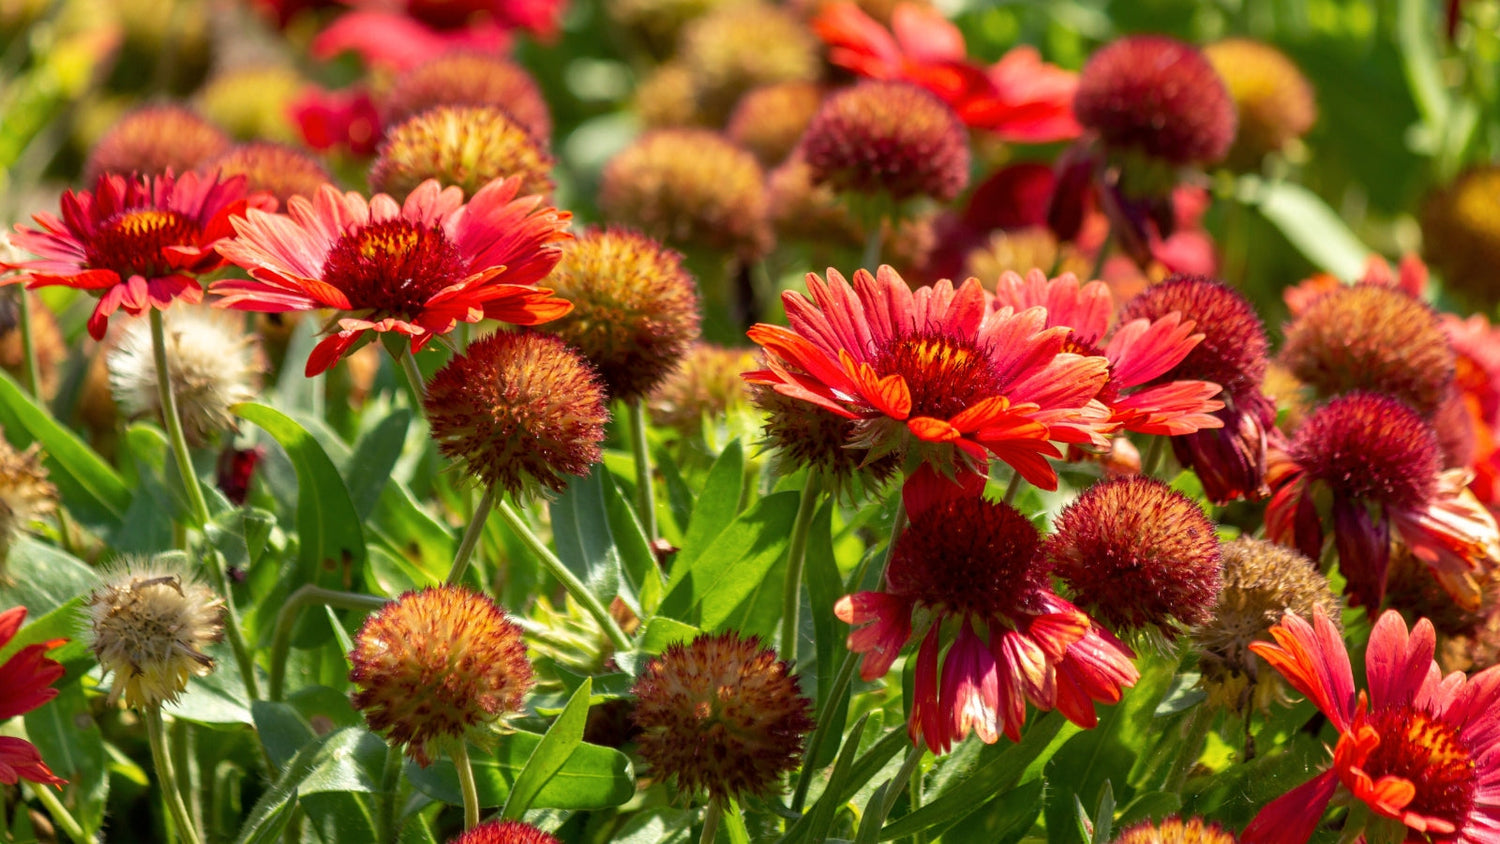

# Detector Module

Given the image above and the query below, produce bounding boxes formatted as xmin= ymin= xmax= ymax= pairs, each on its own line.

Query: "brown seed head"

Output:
xmin=385 ymin=53 xmax=552 ymax=142
xmin=634 ymin=63 xmax=703 ymax=129
xmin=751 ymin=382 xmax=900 ymax=495
xmin=1422 ymin=165 xmax=1500 ymax=309
xmin=648 ymin=342 xmax=758 ymax=436
xmin=1202 ymin=39 xmax=1316 ymax=170
xmin=679 ymin=3 xmax=822 ymax=123
xmin=425 ymin=331 xmax=609 ymax=500
xmin=1280 ymin=283 xmax=1456 ymax=416
xmin=537 ymin=228 xmax=701 ymax=402
xmin=86 ymin=105 xmax=231 ymax=181
xmin=631 ymin=631 xmax=813 ymax=799
xmin=727 ymin=82 xmax=824 ymax=167
xmin=0 ymin=432 xmax=57 ymax=572
xmin=205 ymin=143 xmax=331 ymax=205
xmin=370 ymin=105 xmax=554 ymax=201
xmin=1112 ymin=816 xmax=1239 ymax=844
xmin=350 ymin=586 xmax=533 ymax=766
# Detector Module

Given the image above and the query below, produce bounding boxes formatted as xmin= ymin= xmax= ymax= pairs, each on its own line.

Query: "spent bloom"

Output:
xmin=1202 ymin=38 xmax=1317 ymax=170
xmin=4 ymin=170 xmax=272 ymax=340
xmin=449 ymin=820 xmax=560 ymax=844
xmin=726 ymin=82 xmax=824 ymax=167
xmin=350 ymin=585 xmax=534 ymax=766
xmin=213 ymin=177 xmax=572 ymax=375
xmin=107 ymin=307 xmax=261 ymax=446
xmin=0 ymin=435 xmax=57 ymax=571
xmin=0 ymin=606 xmax=67 ymax=788
xmin=648 ymin=342 xmax=757 ymax=437
xmin=383 ymin=52 xmax=552 ymax=140
xmin=205 ymin=143 xmax=332 ymax=206
xmin=1242 ymin=607 xmax=1500 ymax=844
xmin=836 ymin=480 xmax=1139 ymax=753
xmin=424 ymin=331 xmax=609 ymax=500
xmin=747 ymin=265 xmax=1109 ymax=492
xmin=370 ymin=105 xmax=555 ymax=201
xmin=86 ymin=556 xmax=226 ymax=708
xmin=631 ymin=631 xmax=813 ymax=799
xmin=85 ymin=105 xmax=231 ymax=182
xmin=1423 ymin=165 xmax=1500 ymax=309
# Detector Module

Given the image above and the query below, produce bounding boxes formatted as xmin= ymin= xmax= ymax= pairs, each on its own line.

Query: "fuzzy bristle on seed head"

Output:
xmin=1423 ymin=165 xmax=1500 ymax=309
xmin=679 ymin=2 xmax=822 ymax=123
xmin=86 ymin=555 xmax=225 ymax=708
xmin=204 ymin=143 xmax=331 ymax=205
xmin=85 ymin=105 xmax=231 ymax=182
xmin=0 ymin=433 xmax=57 ymax=575
xmin=535 ymin=228 xmax=700 ymax=402
xmin=1111 ymin=816 xmax=1240 ymax=844
xmin=384 ymin=53 xmax=552 ymax=142
xmin=1292 ymin=391 xmax=1441 ymax=510
xmin=1280 ymin=283 xmax=1456 ymax=416
xmin=801 ymin=80 xmax=971 ymax=203
xmin=1121 ymin=274 xmax=1268 ymax=399
xmin=631 ymin=631 xmax=813 ymax=799
xmin=1074 ymin=35 xmax=1237 ymax=166
xmin=727 ymin=82 xmax=824 ymax=167
xmin=425 ymin=331 xmax=608 ymax=500
xmin=1202 ymin=38 xmax=1316 ymax=170
xmin=886 ymin=495 xmax=1052 ymax=619
xmin=448 ymin=819 xmax=561 ymax=844
xmin=1046 ymin=477 xmax=1223 ymax=640
xmin=751 ymin=382 xmax=900 ymax=494
xmin=369 ymin=105 xmax=554 ymax=201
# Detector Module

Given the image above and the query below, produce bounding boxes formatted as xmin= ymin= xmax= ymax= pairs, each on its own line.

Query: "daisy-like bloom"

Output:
xmin=1113 ymin=816 xmax=1237 ymax=844
xmin=86 ymin=557 xmax=226 ymax=708
xmin=449 ymin=820 xmax=561 ymax=844
xmin=0 ymin=434 xmax=58 ymax=572
xmin=1267 ymin=392 xmax=1500 ymax=613
xmin=746 ymin=265 xmax=1110 ymax=493
xmin=0 ymin=606 xmax=67 ymax=788
xmin=992 ymin=269 xmax=1225 ymax=437
xmin=212 ymin=177 xmax=572 ymax=376
xmin=351 ymin=585 xmax=534 ymax=766
xmin=1242 ymin=607 xmax=1500 ymax=844
xmin=383 ymin=52 xmax=552 ymax=140
xmin=836 ymin=480 xmax=1138 ymax=753
xmin=813 ymin=1 xmax=1080 ymax=142
xmin=631 ymin=631 xmax=813 ymax=799
xmin=3 ymin=170 xmax=271 ymax=340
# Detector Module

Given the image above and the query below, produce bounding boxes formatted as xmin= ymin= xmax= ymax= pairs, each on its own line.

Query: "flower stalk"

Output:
xmin=447 ymin=484 xmax=498 ymax=585
xmin=629 ymin=398 xmax=659 ymax=542
xmin=144 ymin=705 xmax=203 ymax=844
xmin=496 ymin=500 xmax=632 ymax=651
xmin=269 ymin=585 xmax=390 ymax=701
xmin=779 ymin=473 xmax=823 ymax=656
xmin=452 ymin=742 xmax=481 ymax=830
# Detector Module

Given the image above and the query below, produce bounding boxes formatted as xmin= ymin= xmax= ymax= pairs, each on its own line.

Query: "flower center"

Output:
xmin=885 ymin=496 xmax=1050 ymax=620
xmin=87 ymin=209 xmax=202 ymax=279
xmin=1362 ymin=706 xmax=1476 ymax=831
xmin=870 ymin=332 xmax=1003 ymax=420
xmin=321 ymin=219 xmax=468 ymax=316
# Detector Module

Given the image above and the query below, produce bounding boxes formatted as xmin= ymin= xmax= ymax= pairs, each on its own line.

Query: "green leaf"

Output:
xmin=799 ymin=713 xmax=871 ymax=844
xmin=111 ymin=425 xmax=179 ymax=552
xmin=935 ymin=776 xmax=1044 ymax=843
xmin=345 ymin=407 xmax=411 ymax=520
xmin=251 ymin=701 xmax=318 ymax=772
xmin=0 ymin=597 xmax=82 ymax=666
xmin=168 ymin=639 xmax=255 ymax=726
xmin=25 ymin=682 xmax=108 ymax=837
xmin=232 ymin=727 xmax=388 ymax=844
xmin=1251 ymin=179 xmax=1369 ymax=280
xmin=723 ymin=796 xmax=752 ymax=844
xmin=549 ymin=466 xmax=626 ymax=608
xmin=405 ymin=732 xmax=634 ymax=811
xmin=0 ymin=536 xmax=95 ymax=618
xmin=667 ymin=438 xmax=744 ymax=579
xmin=804 ymin=501 xmax=842 ymax=701
xmin=502 ymin=678 xmax=592 ymax=818
xmin=0 ymin=370 xmax=129 ymax=530
xmin=602 ymin=468 xmax=663 ymax=614
xmin=657 ymin=491 xmax=799 ymax=634
xmin=235 ymin=402 xmax=367 ymax=593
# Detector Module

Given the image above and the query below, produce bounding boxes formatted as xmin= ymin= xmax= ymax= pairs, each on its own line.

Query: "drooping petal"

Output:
xmin=1249 ymin=607 xmax=1357 ymax=730
xmin=1240 ymin=769 xmax=1339 ymax=844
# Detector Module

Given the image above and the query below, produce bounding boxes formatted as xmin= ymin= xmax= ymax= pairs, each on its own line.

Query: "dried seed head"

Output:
xmin=727 ymin=82 xmax=824 ymax=167
xmin=205 ymin=143 xmax=331 ymax=205
xmin=679 ymin=3 xmax=822 ymax=123
xmin=0 ymin=289 xmax=65 ymax=398
xmin=384 ymin=53 xmax=552 ymax=141
xmin=86 ymin=105 xmax=231 ymax=182
xmin=1203 ymin=38 xmax=1316 ymax=170
xmin=1422 ymin=165 xmax=1500 ymax=309
xmin=349 ymin=585 xmax=533 ymax=766
xmin=370 ymin=105 xmax=554 ymax=201
xmin=86 ymin=555 xmax=225 ymax=708
xmin=751 ymin=382 xmax=900 ymax=495
xmin=633 ymin=63 xmax=703 ymax=129
xmin=648 ymin=342 xmax=758 ymax=436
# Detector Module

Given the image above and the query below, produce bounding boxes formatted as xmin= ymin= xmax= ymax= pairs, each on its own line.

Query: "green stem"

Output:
xmin=15 ymin=289 xmax=40 ymax=399
xmin=269 ymin=585 xmax=390 ymax=702
xmin=399 ymin=345 xmax=426 ymax=409
xmin=699 ymin=797 xmax=724 ymax=844
xmin=1164 ymin=705 xmax=1213 ymax=794
xmin=1142 ymin=436 xmax=1166 ymax=478
xmin=378 ymin=745 xmax=403 ymax=844
xmin=452 ymin=742 xmax=480 ymax=831
xmin=495 ymin=500 xmax=632 ymax=652
xmin=144 ymin=706 xmax=203 ymax=844
xmin=1002 ymin=471 xmax=1024 ymax=505
xmin=26 ymin=780 xmax=87 ymax=844
xmin=861 ymin=223 xmax=884 ymax=271
xmin=447 ymin=484 xmax=497 ymax=585
xmin=779 ymin=474 xmax=823 ymax=657
xmin=873 ymin=744 xmax=925 ymax=831
xmin=628 ymin=399 xmax=660 ymax=543
xmin=151 ymin=310 xmax=260 ymax=701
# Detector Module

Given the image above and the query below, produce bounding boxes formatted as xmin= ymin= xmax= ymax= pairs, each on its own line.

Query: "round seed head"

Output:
xmin=648 ymin=342 xmax=758 ymax=436
xmin=751 ymin=382 xmax=900 ymax=495
xmin=449 ymin=820 xmax=561 ymax=844
xmin=1291 ymin=391 xmax=1441 ymax=510
xmin=679 ymin=2 xmax=822 ymax=123
xmin=1422 ymin=165 xmax=1500 ymax=309
xmin=196 ymin=65 xmax=304 ymax=144
xmin=205 ymin=142 xmax=331 ymax=205
xmin=86 ymin=105 xmax=231 ymax=182
xmin=384 ymin=52 xmax=552 ymax=142
xmin=1121 ymin=274 xmax=1268 ymax=399
xmin=1203 ymin=38 xmax=1316 ymax=170
xmin=1112 ymin=816 xmax=1239 ymax=844
xmin=370 ymin=105 xmax=554 ymax=200
xmin=727 ymin=82 xmax=824 ymax=167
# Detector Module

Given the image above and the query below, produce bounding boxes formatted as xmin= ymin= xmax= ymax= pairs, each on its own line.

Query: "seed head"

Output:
xmin=751 ymin=382 xmax=900 ymax=495
xmin=631 ymin=631 xmax=813 ymax=799
xmin=196 ymin=65 xmax=304 ymax=144
xmin=1121 ymin=274 xmax=1268 ymax=399
xmin=1047 ymin=477 xmax=1223 ymax=640
xmin=1074 ymin=35 xmax=1236 ymax=166
xmin=1422 ymin=165 xmax=1500 ymax=309
xmin=370 ymin=105 xmax=554 ymax=201
xmin=425 ymin=331 xmax=609 ymax=500
xmin=1292 ymin=392 xmax=1441 ymax=510
xmin=384 ymin=53 xmax=552 ymax=142
xmin=648 ymin=342 xmax=757 ymax=437
xmin=887 ymin=495 xmax=1051 ymax=620
xmin=449 ymin=820 xmax=561 ymax=844
xmin=0 ymin=434 xmax=57 ymax=574
xmin=85 ymin=105 xmax=231 ymax=182
xmin=599 ymin=129 xmax=771 ymax=258
xmin=536 ymin=228 xmax=700 ymax=402
xmin=679 ymin=3 xmax=822 ymax=123
xmin=0 ymin=290 xmax=65 ymax=398
xmin=633 ymin=63 xmax=702 ymax=129
xmin=86 ymin=556 xmax=225 ymax=708
xmin=205 ymin=142 xmax=330 ymax=205
xmin=1202 ymin=39 xmax=1316 ymax=170
xmin=350 ymin=585 xmax=533 ymax=766
xmin=766 ymin=155 xmax=862 ymax=246
xmin=801 ymin=80 xmax=970 ymax=203
xmin=606 ymin=0 xmax=718 ymax=56
xmin=1112 ymin=816 xmax=1239 ymax=844
xmin=106 ymin=307 xmax=261 ymax=447
xmin=727 ymin=82 xmax=824 ymax=167
xmin=1192 ymin=537 xmax=1338 ymax=712
xmin=1280 ymin=283 xmax=1455 ymax=416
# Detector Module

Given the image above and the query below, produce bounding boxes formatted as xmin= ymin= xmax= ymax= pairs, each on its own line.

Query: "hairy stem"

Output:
xmin=447 ymin=484 xmax=498 ymax=585
xmin=144 ymin=706 xmax=203 ymax=844
xmin=496 ymin=500 xmax=632 ymax=651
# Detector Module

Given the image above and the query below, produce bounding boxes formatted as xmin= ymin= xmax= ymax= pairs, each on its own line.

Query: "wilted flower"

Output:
xmin=448 ymin=820 xmax=560 ymax=844
xmin=535 ymin=228 xmax=699 ymax=402
xmin=631 ymin=631 xmax=813 ymax=799
xmin=1113 ymin=816 xmax=1238 ymax=844
xmin=383 ymin=52 xmax=552 ymax=141
xmin=678 ymin=2 xmax=821 ymax=123
xmin=0 ymin=434 xmax=57 ymax=570
xmin=3 ymin=170 xmax=272 ymax=340
xmin=0 ymin=606 xmax=67 ymax=788
xmin=106 ymin=306 xmax=261 ymax=446
xmin=1423 ymin=165 xmax=1500 ymax=309
xmin=86 ymin=556 xmax=226 ymax=708
xmin=85 ymin=105 xmax=231 ymax=182
xmin=1243 ymin=607 xmax=1500 ymax=844
xmin=205 ymin=143 xmax=332 ymax=206
xmin=1203 ymin=39 xmax=1316 ymax=170
xmin=425 ymin=331 xmax=609 ymax=499
xmin=213 ymin=178 xmax=571 ymax=375
xmin=350 ymin=585 xmax=533 ymax=766
xmin=370 ymin=105 xmax=555 ymax=201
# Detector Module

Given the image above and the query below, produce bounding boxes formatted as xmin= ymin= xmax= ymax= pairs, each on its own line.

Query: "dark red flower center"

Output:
xmin=1361 ymin=705 xmax=1476 ymax=831
xmin=322 ymin=219 xmax=469 ymax=316
xmin=1293 ymin=392 xmax=1439 ymax=509
xmin=87 ymin=209 xmax=202 ymax=279
xmin=870 ymin=332 xmax=1003 ymax=420
xmin=886 ymin=496 xmax=1050 ymax=620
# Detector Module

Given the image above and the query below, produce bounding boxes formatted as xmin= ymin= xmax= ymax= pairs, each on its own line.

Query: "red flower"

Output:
xmin=312 ymin=0 xmax=565 ymax=71
xmin=0 ymin=606 xmax=67 ymax=789
xmin=288 ymin=85 xmax=383 ymax=157
xmin=3 ymin=171 xmax=271 ymax=340
xmin=213 ymin=178 xmax=572 ymax=376
xmin=1243 ymin=607 xmax=1500 ymax=844
xmin=813 ymin=2 xmax=1080 ymax=142
xmin=992 ymin=269 xmax=1225 ymax=436
xmin=834 ymin=481 xmax=1138 ymax=753
xmin=746 ymin=265 xmax=1109 ymax=491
